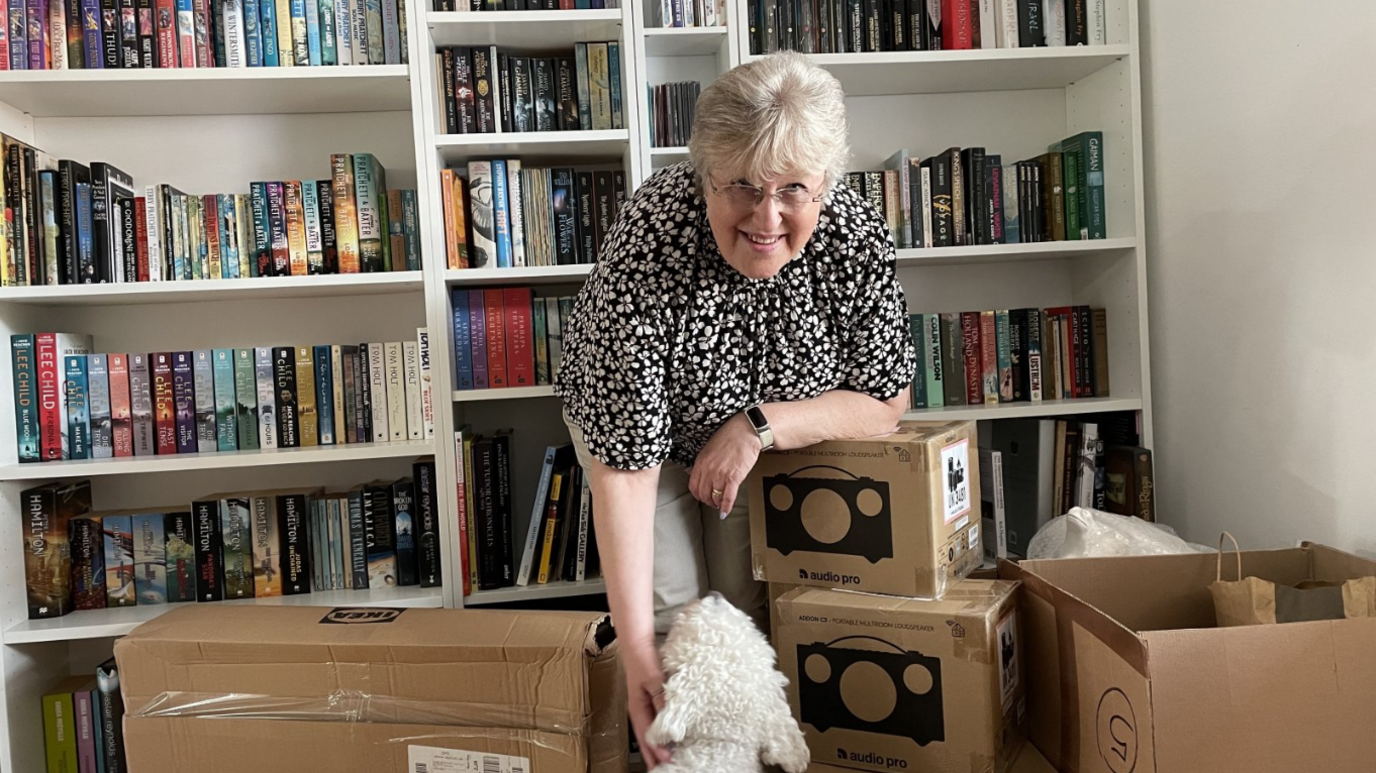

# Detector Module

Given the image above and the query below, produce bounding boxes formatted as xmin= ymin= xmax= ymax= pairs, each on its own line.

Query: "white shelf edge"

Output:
xmin=427 ymin=8 xmax=623 ymax=21
xmin=453 ymin=385 xmax=556 ymax=402
xmin=3 ymin=586 xmax=444 ymax=644
xmin=896 ymin=237 xmax=1137 ymax=265
xmin=642 ymin=26 xmax=728 ymax=35
xmin=0 ymin=272 xmax=425 ymax=306
xmin=435 ymin=129 xmax=630 ymax=147
xmin=744 ymin=44 xmax=1132 ymax=67
xmin=0 ymin=440 xmax=435 ymax=480
xmin=444 ymin=264 xmax=594 ymax=283
xmin=0 ymin=65 xmax=411 ymax=84
xmin=904 ymin=397 xmax=1141 ymax=423
xmin=463 ymin=578 xmax=606 ymax=606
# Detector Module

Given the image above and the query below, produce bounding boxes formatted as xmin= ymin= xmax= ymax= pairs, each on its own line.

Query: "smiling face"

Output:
xmin=704 ymin=170 xmax=826 ymax=280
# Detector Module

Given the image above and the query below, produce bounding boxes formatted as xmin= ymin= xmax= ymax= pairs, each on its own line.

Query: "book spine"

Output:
xmin=131 ymin=512 xmax=167 ymax=604
xmin=364 ymin=485 xmax=397 ymax=587
xmin=233 ymin=349 xmax=258 ymax=450
xmin=149 ymin=352 xmax=174 ymax=455
xmin=294 ymin=345 xmax=317 ymax=445
xmin=266 ymin=181 xmax=290 ymax=276
xmin=503 ymin=287 xmax=534 ymax=387
xmin=193 ymin=499 xmax=224 ymax=601
xmin=103 ymin=513 xmax=135 ymax=607
xmin=392 ymin=479 xmax=417 ymax=585
xmin=366 ymin=342 xmax=387 ymax=441
xmin=303 ymin=179 xmax=324 ymax=274
xmin=330 ymin=154 xmax=360 ymax=273
xmin=220 ymin=498 xmax=254 ymax=598
xmin=164 ymin=510 xmax=195 ymax=602
xmin=363 ymin=0 xmax=382 ymax=63
xmin=191 ymin=350 xmax=215 ymax=452
xmin=211 ymin=349 xmax=237 ymax=450
xmin=383 ymin=341 xmax=404 ymax=440
xmin=1027 ymin=307 xmax=1043 ymax=401
xmin=11 ymin=335 xmax=39 ymax=462
xmin=128 ymin=353 xmax=154 ymax=456
xmin=401 ymin=339 xmax=421 ymax=439
xmin=278 ymin=493 xmax=311 ymax=594
xmin=107 ymin=353 xmax=132 ymax=457
xmin=353 ymin=154 xmax=385 ymax=272
xmin=283 ymin=181 xmax=307 ymax=276
xmin=71 ymin=515 xmax=107 ymax=610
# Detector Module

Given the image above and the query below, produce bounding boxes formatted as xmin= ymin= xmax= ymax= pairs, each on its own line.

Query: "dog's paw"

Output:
xmin=762 ymin=726 xmax=810 ymax=773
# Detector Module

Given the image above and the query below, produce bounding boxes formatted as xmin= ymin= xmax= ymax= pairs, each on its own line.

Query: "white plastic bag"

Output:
xmin=1026 ymin=507 xmax=1212 ymax=560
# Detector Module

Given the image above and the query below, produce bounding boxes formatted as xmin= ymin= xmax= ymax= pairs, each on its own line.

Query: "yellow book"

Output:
xmin=331 ymin=154 xmax=361 ymax=273
xmin=295 ymin=346 xmax=318 ymax=446
xmin=537 ymin=474 xmax=563 ymax=585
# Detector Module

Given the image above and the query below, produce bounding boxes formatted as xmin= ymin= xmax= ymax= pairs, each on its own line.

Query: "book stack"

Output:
xmin=747 ymin=0 xmax=1109 ymax=55
xmin=442 ymin=163 xmax=624 ymax=269
xmin=654 ymin=0 xmax=725 ymax=26
xmin=450 ymin=287 xmax=575 ymax=390
xmin=434 ymin=43 xmax=625 ymax=135
xmin=40 ymin=660 xmax=126 ymax=773
xmin=452 ymin=432 xmax=599 ymax=595
xmin=904 ymin=306 xmax=1108 ymax=409
xmin=2 ymin=0 xmax=407 ymax=69
xmin=855 ymin=134 xmax=1106 ymax=251
xmin=9 ymin=329 xmax=435 ymax=463
xmin=648 ymin=81 xmax=700 ymax=148
xmin=0 ymin=142 xmax=417 ymax=287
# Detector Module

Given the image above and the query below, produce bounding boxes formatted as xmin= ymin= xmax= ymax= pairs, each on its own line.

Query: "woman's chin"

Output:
xmin=728 ymin=246 xmax=793 ymax=279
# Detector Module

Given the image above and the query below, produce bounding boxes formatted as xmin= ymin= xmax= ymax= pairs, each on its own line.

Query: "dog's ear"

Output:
xmin=644 ymin=676 xmax=698 ymax=747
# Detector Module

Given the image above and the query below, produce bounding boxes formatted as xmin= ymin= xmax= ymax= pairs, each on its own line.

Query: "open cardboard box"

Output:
xmin=1001 ymin=542 xmax=1376 ymax=773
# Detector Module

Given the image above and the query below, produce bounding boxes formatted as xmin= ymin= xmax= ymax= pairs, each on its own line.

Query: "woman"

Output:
xmin=554 ymin=50 xmax=916 ymax=767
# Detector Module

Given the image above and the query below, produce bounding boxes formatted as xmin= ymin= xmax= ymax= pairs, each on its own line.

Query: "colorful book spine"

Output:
xmin=317 ymin=180 xmax=338 ymax=274
xmin=71 ymin=515 xmax=107 ymax=611
xmin=401 ymin=189 xmax=420 ymax=270
xmin=468 ymin=289 xmax=489 ymax=388
xmin=35 ymin=333 xmax=62 ymax=461
xmin=108 ymin=353 xmax=133 ymax=457
xmin=234 ymin=349 xmax=259 ymax=451
xmin=10 ymin=335 xmax=38 ymax=462
xmin=131 ymin=512 xmax=167 ymax=604
xmin=103 ymin=513 xmax=136 ymax=607
xmin=353 ymin=154 xmax=386 ymax=272
xmin=219 ymin=497 xmax=254 ymax=599
xmin=193 ymin=498 xmax=224 ymax=602
xmin=212 ymin=348 xmax=238 ymax=451
xmin=279 ymin=491 xmax=312 ymax=594
xmin=250 ymin=493 xmax=282 ymax=597
xmin=996 ymin=309 xmax=1013 ymax=402
xmin=129 ymin=353 xmax=155 ymax=457
xmin=503 ymin=287 xmax=534 ymax=387
xmin=302 ymin=179 xmax=324 ymax=274
xmin=923 ymin=313 xmax=944 ymax=408
xmin=152 ymin=352 xmax=176 ymax=455
xmin=192 ymin=349 xmax=216 ymax=453
xmin=331 ymin=154 xmax=360 ymax=273
xmin=165 ymin=510 xmax=196 ymax=603
xmin=266 ymin=182 xmax=290 ymax=276
xmin=273 ymin=346 xmax=299 ymax=448
xmin=295 ymin=346 xmax=318 ymax=446
xmin=284 ymin=181 xmax=308 ymax=276
xmin=313 ymin=345 xmax=334 ymax=445
xmin=170 ymin=352 xmax=196 ymax=455
xmin=254 ymin=346 xmax=277 ymax=450
xmin=491 ymin=159 xmax=512 ymax=269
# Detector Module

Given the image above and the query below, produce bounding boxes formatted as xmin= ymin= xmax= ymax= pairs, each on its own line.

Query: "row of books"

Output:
xmin=0 ymin=143 xmax=415 ymax=287
xmin=450 ymin=288 xmax=572 ymax=390
xmin=904 ymin=305 xmax=1108 ymax=409
xmin=454 ymin=430 xmax=600 ymax=594
xmin=42 ymin=660 xmax=125 ymax=773
xmin=748 ymin=0 xmax=1109 ymax=55
xmin=4 ymin=0 xmax=407 ymax=70
xmin=431 ymin=0 xmax=619 ymax=10
xmin=434 ymin=43 xmax=624 ymax=135
xmin=869 ymin=132 xmax=1107 ymax=251
xmin=9 ymin=329 xmax=434 ymax=463
xmin=443 ymin=161 xmax=624 ymax=269
xmin=978 ymin=416 xmax=1152 ymax=561
xmin=648 ymin=81 xmax=700 ymax=149
xmin=22 ymin=465 xmax=440 ymax=622
xmin=653 ymin=0 xmax=726 ymax=27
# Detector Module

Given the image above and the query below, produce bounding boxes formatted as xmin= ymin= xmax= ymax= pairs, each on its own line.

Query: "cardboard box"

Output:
xmin=807 ymin=743 xmax=1055 ymax=773
xmin=774 ymin=582 xmax=1027 ymax=773
xmin=749 ymin=421 xmax=983 ymax=599
xmin=1003 ymin=543 xmax=1376 ymax=773
xmin=114 ymin=605 xmax=626 ymax=772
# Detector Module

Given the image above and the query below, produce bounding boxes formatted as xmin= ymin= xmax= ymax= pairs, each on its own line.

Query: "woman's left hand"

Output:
xmin=689 ymin=413 xmax=762 ymax=514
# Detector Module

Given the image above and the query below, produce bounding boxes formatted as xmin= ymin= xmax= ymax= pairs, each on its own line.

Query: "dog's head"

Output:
xmin=662 ymin=592 xmax=777 ymax=675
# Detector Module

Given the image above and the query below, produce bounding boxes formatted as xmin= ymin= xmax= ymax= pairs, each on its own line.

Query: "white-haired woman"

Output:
xmin=554 ymin=51 xmax=915 ymax=765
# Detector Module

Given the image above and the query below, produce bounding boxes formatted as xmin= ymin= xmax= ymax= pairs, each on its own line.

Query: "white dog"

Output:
xmin=645 ymin=593 xmax=810 ymax=773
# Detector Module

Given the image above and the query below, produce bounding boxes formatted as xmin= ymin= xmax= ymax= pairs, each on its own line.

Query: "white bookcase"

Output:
xmin=0 ymin=0 xmax=1151 ymax=765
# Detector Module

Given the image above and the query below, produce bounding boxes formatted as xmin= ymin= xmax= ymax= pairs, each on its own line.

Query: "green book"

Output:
xmin=220 ymin=497 xmax=255 ymax=599
xmin=43 ymin=676 xmax=90 ymax=773
xmin=1056 ymin=131 xmax=1106 ymax=239
xmin=923 ymin=313 xmax=944 ymax=408
xmin=212 ymin=349 xmax=238 ymax=451
xmin=1062 ymin=149 xmax=1081 ymax=241
xmin=234 ymin=349 xmax=259 ymax=451
xmin=908 ymin=313 xmax=927 ymax=409
xmin=532 ymin=299 xmax=550 ymax=386
xmin=352 ymin=154 xmax=388 ymax=273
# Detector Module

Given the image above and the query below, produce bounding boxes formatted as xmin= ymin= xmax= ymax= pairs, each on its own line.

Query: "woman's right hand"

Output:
xmin=624 ymin=639 xmax=672 ymax=769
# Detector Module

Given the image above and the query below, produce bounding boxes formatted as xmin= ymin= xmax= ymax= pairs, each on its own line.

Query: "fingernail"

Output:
xmin=719 ymin=510 xmax=728 ymax=520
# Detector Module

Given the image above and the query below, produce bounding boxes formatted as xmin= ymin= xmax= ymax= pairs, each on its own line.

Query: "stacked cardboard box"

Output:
xmin=749 ymin=421 xmax=1028 ymax=773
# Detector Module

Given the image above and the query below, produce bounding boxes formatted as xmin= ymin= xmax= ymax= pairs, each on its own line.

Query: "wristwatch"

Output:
xmin=745 ymin=406 xmax=775 ymax=452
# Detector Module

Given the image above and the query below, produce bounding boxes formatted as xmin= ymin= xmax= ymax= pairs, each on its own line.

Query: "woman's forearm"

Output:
xmin=764 ymin=387 xmax=910 ymax=451
xmin=588 ymin=459 xmax=662 ymax=649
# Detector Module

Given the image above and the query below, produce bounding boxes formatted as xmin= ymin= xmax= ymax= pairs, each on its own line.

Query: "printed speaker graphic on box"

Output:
xmin=797 ymin=636 xmax=945 ymax=747
xmin=764 ymin=466 xmax=893 ymax=564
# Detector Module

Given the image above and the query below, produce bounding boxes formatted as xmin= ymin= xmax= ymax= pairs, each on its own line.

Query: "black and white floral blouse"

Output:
xmin=554 ymin=161 xmax=916 ymax=471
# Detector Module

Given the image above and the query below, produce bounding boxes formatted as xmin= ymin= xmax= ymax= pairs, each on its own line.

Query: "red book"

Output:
xmin=108 ymin=354 xmax=133 ymax=457
xmin=152 ymin=352 xmax=176 ymax=454
xmin=503 ymin=287 xmax=535 ymax=387
xmin=960 ymin=311 xmax=982 ymax=405
xmin=980 ymin=311 xmax=997 ymax=405
xmin=35 ymin=333 xmax=61 ymax=461
xmin=942 ymin=0 xmax=974 ymax=49
xmin=483 ymin=288 xmax=508 ymax=388
xmin=156 ymin=0 xmax=177 ymax=66
xmin=202 ymin=194 xmax=221 ymax=279
xmin=134 ymin=196 xmax=149 ymax=282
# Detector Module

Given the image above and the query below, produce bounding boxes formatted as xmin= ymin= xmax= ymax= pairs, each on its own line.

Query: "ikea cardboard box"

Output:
xmin=1002 ymin=543 xmax=1376 ymax=773
xmin=774 ymin=582 xmax=1027 ymax=773
xmin=749 ymin=421 xmax=983 ymax=599
xmin=113 ymin=605 xmax=627 ymax=773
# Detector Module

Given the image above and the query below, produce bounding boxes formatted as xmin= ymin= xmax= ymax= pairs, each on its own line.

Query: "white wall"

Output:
xmin=1141 ymin=1 xmax=1376 ymax=555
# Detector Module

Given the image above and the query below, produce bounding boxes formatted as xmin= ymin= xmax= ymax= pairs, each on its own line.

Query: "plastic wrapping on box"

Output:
xmin=1026 ymin=506 xmax=1212 ymax=560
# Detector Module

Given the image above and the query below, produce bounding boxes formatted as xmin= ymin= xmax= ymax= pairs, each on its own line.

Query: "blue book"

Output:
xmin=608 ymin=42 xmax=622 ymax=129
xmin=450 ymin=289 xmax=473 ymax=390
xmin=87 ymin=354 xmax=113 ymax=459
xmin=131 ymin=513 xmax=167 ymax=605
xmin=10 ymin=335 xmax=39 ymax=463
xmin=193 ymin=350 xmax=217 ymax=453
xmin=75 ymin=182 xmax=94 ymax=278
xmin=305 ymin=0 xmax=322 ymax=66
xmin=90 ymin=687 xmax=104 ymax=773
xmin=401 ymin=189 xmax=420 ymax=270
xmin=65 ymin=355 xmax=91 ymax=460
xmin=317 ymin=0 xmax=335 ymax=64
xmin=244 ymin=0 xmax=262 ymax=65
xmin=313 ymin=345 xmax=334 ymax=445
xmin=467 ymin=289 xmax=488 ymax=389
xmin=491 ymin=159 xmax=512 ymax=269
xmin=172 ymin=352 xmax=197 ymax=455
xmin=79 ymin=0 xmax=101 ymax=69
xmin=212 ymin=349 xmax=238 ymax=451
xmin=259 ymin=0 xmax=279 ymax=66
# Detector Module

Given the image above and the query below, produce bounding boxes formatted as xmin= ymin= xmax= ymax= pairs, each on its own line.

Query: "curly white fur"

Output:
xmin=646 ymin=593 xmax=810 ymax=773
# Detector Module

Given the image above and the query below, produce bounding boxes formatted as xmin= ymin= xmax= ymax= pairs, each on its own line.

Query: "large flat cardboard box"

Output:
xmin=774 ymin=582 xmax=1027 ymax=773
xmin=1003 ymin=543 xmax=1376 ymax=773
xmin=749 ymin=421 xmax=983 ymax=599
xmin=114 ymin=605 xmax=626 ymax=772
xmin=806 ymin=743 xmax=1056 ymax=773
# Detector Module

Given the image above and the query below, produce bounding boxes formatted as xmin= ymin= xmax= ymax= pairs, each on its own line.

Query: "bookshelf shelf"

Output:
xmin=895 ymin=237 xmax=1137 ymax=268
xmin=0 ymin=440 xmax=434 ymax=481
xmin=436 ymin=130 xmax=631 ymax=163
xmin=649 ymin=146 xmax=690 ymax=168
xmin=453 ymin=385 xmax=556 ymax=401
xmin=643 ymin=27 xmax=730 ymax=57
xmin=445 ymin=264 xmax=594 ymax=285
xmin=2 ymin=586 xmax=444 ymax=644
xmin=747 ymin=45 xmax=1132 ymax=96
xmin=0 ymin=272 xmax=425 ymax=306
xmin=0 ymin=66 xmax=413 ymax=118
xmin=428 ymin=10 xmax=625 ymax=48
xmin=463 ymin=578 xmax=606 ymax=606
xmin=903 ymin=397 xmax=1142 ymax=423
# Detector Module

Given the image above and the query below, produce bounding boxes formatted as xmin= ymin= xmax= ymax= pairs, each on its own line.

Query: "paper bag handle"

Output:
xmin=1216 ymin=532 xmax=1242 ymax=582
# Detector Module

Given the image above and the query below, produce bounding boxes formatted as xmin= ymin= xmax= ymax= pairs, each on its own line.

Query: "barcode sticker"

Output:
xmin=408 ymin=745 xmax=529 ymax=773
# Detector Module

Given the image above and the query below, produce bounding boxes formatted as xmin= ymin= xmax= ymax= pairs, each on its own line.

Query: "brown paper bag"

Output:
xmin=1209 ymin=532 xmax=1376 ymax=627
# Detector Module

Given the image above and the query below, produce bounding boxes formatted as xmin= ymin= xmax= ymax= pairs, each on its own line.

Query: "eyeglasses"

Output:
xmin=708 ymin=178 xmax=824 ymax=212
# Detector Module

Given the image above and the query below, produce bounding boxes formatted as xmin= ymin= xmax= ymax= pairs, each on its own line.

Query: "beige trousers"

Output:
xmin=564 ymin=412 xmax=767 ymax=636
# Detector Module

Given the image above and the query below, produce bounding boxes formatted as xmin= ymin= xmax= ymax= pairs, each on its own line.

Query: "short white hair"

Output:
xmin=688 ymin=51 xmax=850 ymax=192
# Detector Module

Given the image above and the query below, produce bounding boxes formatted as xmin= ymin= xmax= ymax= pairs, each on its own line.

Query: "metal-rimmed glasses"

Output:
xmin=707 ymin=178 xmax=824 ymax=213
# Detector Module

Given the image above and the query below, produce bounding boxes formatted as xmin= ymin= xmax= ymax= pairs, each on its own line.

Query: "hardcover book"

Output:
xmin=23 ymin=481 xmax=93 ymax=618
xmin=131 ymin=512 xmax=167 ymax=605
